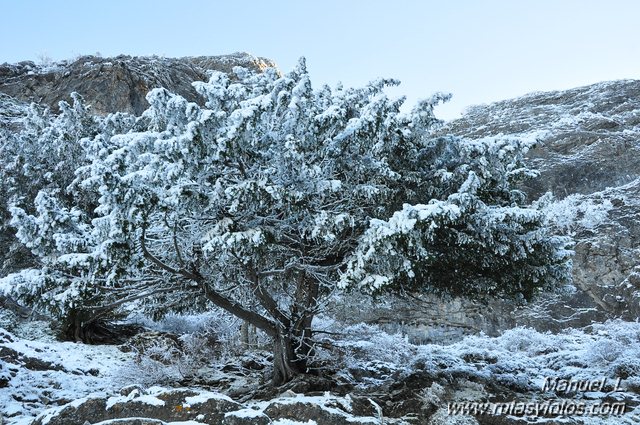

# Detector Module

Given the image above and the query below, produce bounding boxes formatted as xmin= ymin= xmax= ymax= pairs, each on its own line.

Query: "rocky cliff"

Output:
xmin=442 ymin=80 xmax=640 ymax=198
xmin=0 ymin=52 xmax=278 ymax=116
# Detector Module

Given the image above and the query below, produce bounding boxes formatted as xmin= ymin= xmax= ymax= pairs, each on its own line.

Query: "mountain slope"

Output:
xmin=441 ymin=80 xmax=640 ymax=198
xmin=0 ymin=52 xmax=278 ymax=115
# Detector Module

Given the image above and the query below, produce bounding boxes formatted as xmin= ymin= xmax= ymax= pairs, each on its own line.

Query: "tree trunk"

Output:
xmin=272 ymin=333 xmax=299 ymax=385
xmin=270 ymin=271 xmax=319 ymax=385
xmin=240 ymin=321 xmax=250 ymax=347
xmin=271 ymin=323 xmax=314 ymax=386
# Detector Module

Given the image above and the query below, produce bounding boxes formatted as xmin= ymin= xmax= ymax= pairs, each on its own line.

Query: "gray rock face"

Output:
xmin=441 ymin=79 xmax=640 ymax=198
xmin=436 ymin=79 xmax=640 ymax=327
xmin=569 ymin=181 xmax=640 ymax=319
xmin=0 ymin=52 xmax=278 ymax=116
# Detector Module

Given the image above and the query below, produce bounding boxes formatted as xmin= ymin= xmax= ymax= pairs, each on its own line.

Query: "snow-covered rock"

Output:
xmin=31 ymin=388 xmax=242 ymax=425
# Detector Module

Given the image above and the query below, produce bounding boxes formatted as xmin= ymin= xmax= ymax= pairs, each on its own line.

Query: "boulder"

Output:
xmin=32 ymin=388 xmax=242 ymax=425
xmin=223 ymin=408 xmax=271 ymax=425
xmin=263 ymin=396 xmax=379 ymax=425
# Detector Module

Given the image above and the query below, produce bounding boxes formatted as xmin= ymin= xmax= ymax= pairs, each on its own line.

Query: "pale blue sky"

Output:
xmin=2 ymin=1 xmax=639 ymax=120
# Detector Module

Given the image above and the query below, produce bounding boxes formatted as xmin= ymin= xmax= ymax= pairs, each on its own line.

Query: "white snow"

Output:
xmin=0 ymin=330 xmax=134 ymax=424
xmin=224 ymin=407 xmax=267 ymax=418
xmin=106 ymin=394 xmax=165 ymax=409
xmin=183 ymin=391 xmax=234 ymax=405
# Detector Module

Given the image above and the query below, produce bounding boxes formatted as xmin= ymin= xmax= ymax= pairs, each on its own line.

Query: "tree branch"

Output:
xmin=198 ymin=278 xmax=277 ymax=336
xmin=83 ymin=286 xmax=180 ymax=323
xmin=140 ymin=226 xmax=181 ymax=275
xmin=140 ymin=223 xmax=277 ymax=336
xmin=247 ymin=262 xmax=291 ymax=329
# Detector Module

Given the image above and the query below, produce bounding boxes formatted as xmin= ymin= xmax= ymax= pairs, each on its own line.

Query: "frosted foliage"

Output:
xmin=537 ymin=192 xmax=613 ymax=235
xmin=0 ymin=93 xmax=137 ymax=315
xmin=139 ymin=310 xmax=240 ymax=342
xmin=312 ymin=318 xmax=414 ymax=383
xmin=337 ymin=323 xmax=416 ymax=366
xmin=10 ymin=191 xmax=92 ymax=258
xmin=413 ymin=320 xmax=640 ymax=391
xmin=114 ymin=339 xmax=216 ymax=387
xmin=2 ymin=58 xmax=570 ymax=357
xmin=498 ymin=327 xmax=564 ymax=355
xmin=418 ymin=382 xmax=446 ymax=408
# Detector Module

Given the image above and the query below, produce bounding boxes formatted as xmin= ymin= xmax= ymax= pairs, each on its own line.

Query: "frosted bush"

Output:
xmin=117 ymin=354 xmax=184 ymax=387
xmin=309 ymin=318 xmax=417 ymax=382
xmin=411 ymin=321 xmax=640 ymax=397
xmin=131 ymin=309 xmax=246 ymax=358
xmin=539 ymin=193 xmax=613 ymax=235
xmin=586 ymin=338 xmax=624 ymax=365
xmin=498 ymin=327 xmax=561 ymax=354
xmin=138 ymin=309 xmax=241 ymax=342
xmin=414 ymin=344 xmax=468 ymax=374
xmin=584 ymin=320 xmax=640 ymax=367
xmin=418 ymin=382 xmax=446 ymax=408
xmin=609 ymin=354 xmax=640 ymax=379
xmin=178 ymin=332 xmax=220 ymax=363
xmin=114 ymin=311 xmax=242 ymax=386
xmin=590 ymin=320 xmax=640 ymax=344
xmin=332 ymin=322 xmax=415 ymax=366
xmin=116 ymin=338 xmax=208 ymax=386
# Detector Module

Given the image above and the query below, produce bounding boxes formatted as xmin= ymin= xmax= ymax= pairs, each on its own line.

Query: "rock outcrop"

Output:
xmin=31 ymin=387 xmax=386 ymax=425
xmin=0 ymin=52 xmax=278 ymax=116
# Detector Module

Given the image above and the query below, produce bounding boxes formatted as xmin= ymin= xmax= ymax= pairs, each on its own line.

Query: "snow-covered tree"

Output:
xmin=3 ymin=59 xmax=571 ymax=384
xmin=0 ymin=95 xmax=135 ymax=338
xmin=0 ymin=94 xmax=110 ymax=275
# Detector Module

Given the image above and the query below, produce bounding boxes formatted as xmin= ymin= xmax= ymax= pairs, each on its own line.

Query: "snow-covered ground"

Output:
xmin=1 ymin=327 xmax=132 ymax=424
xmin=2 ymin=318 xmax=640 ymax=424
